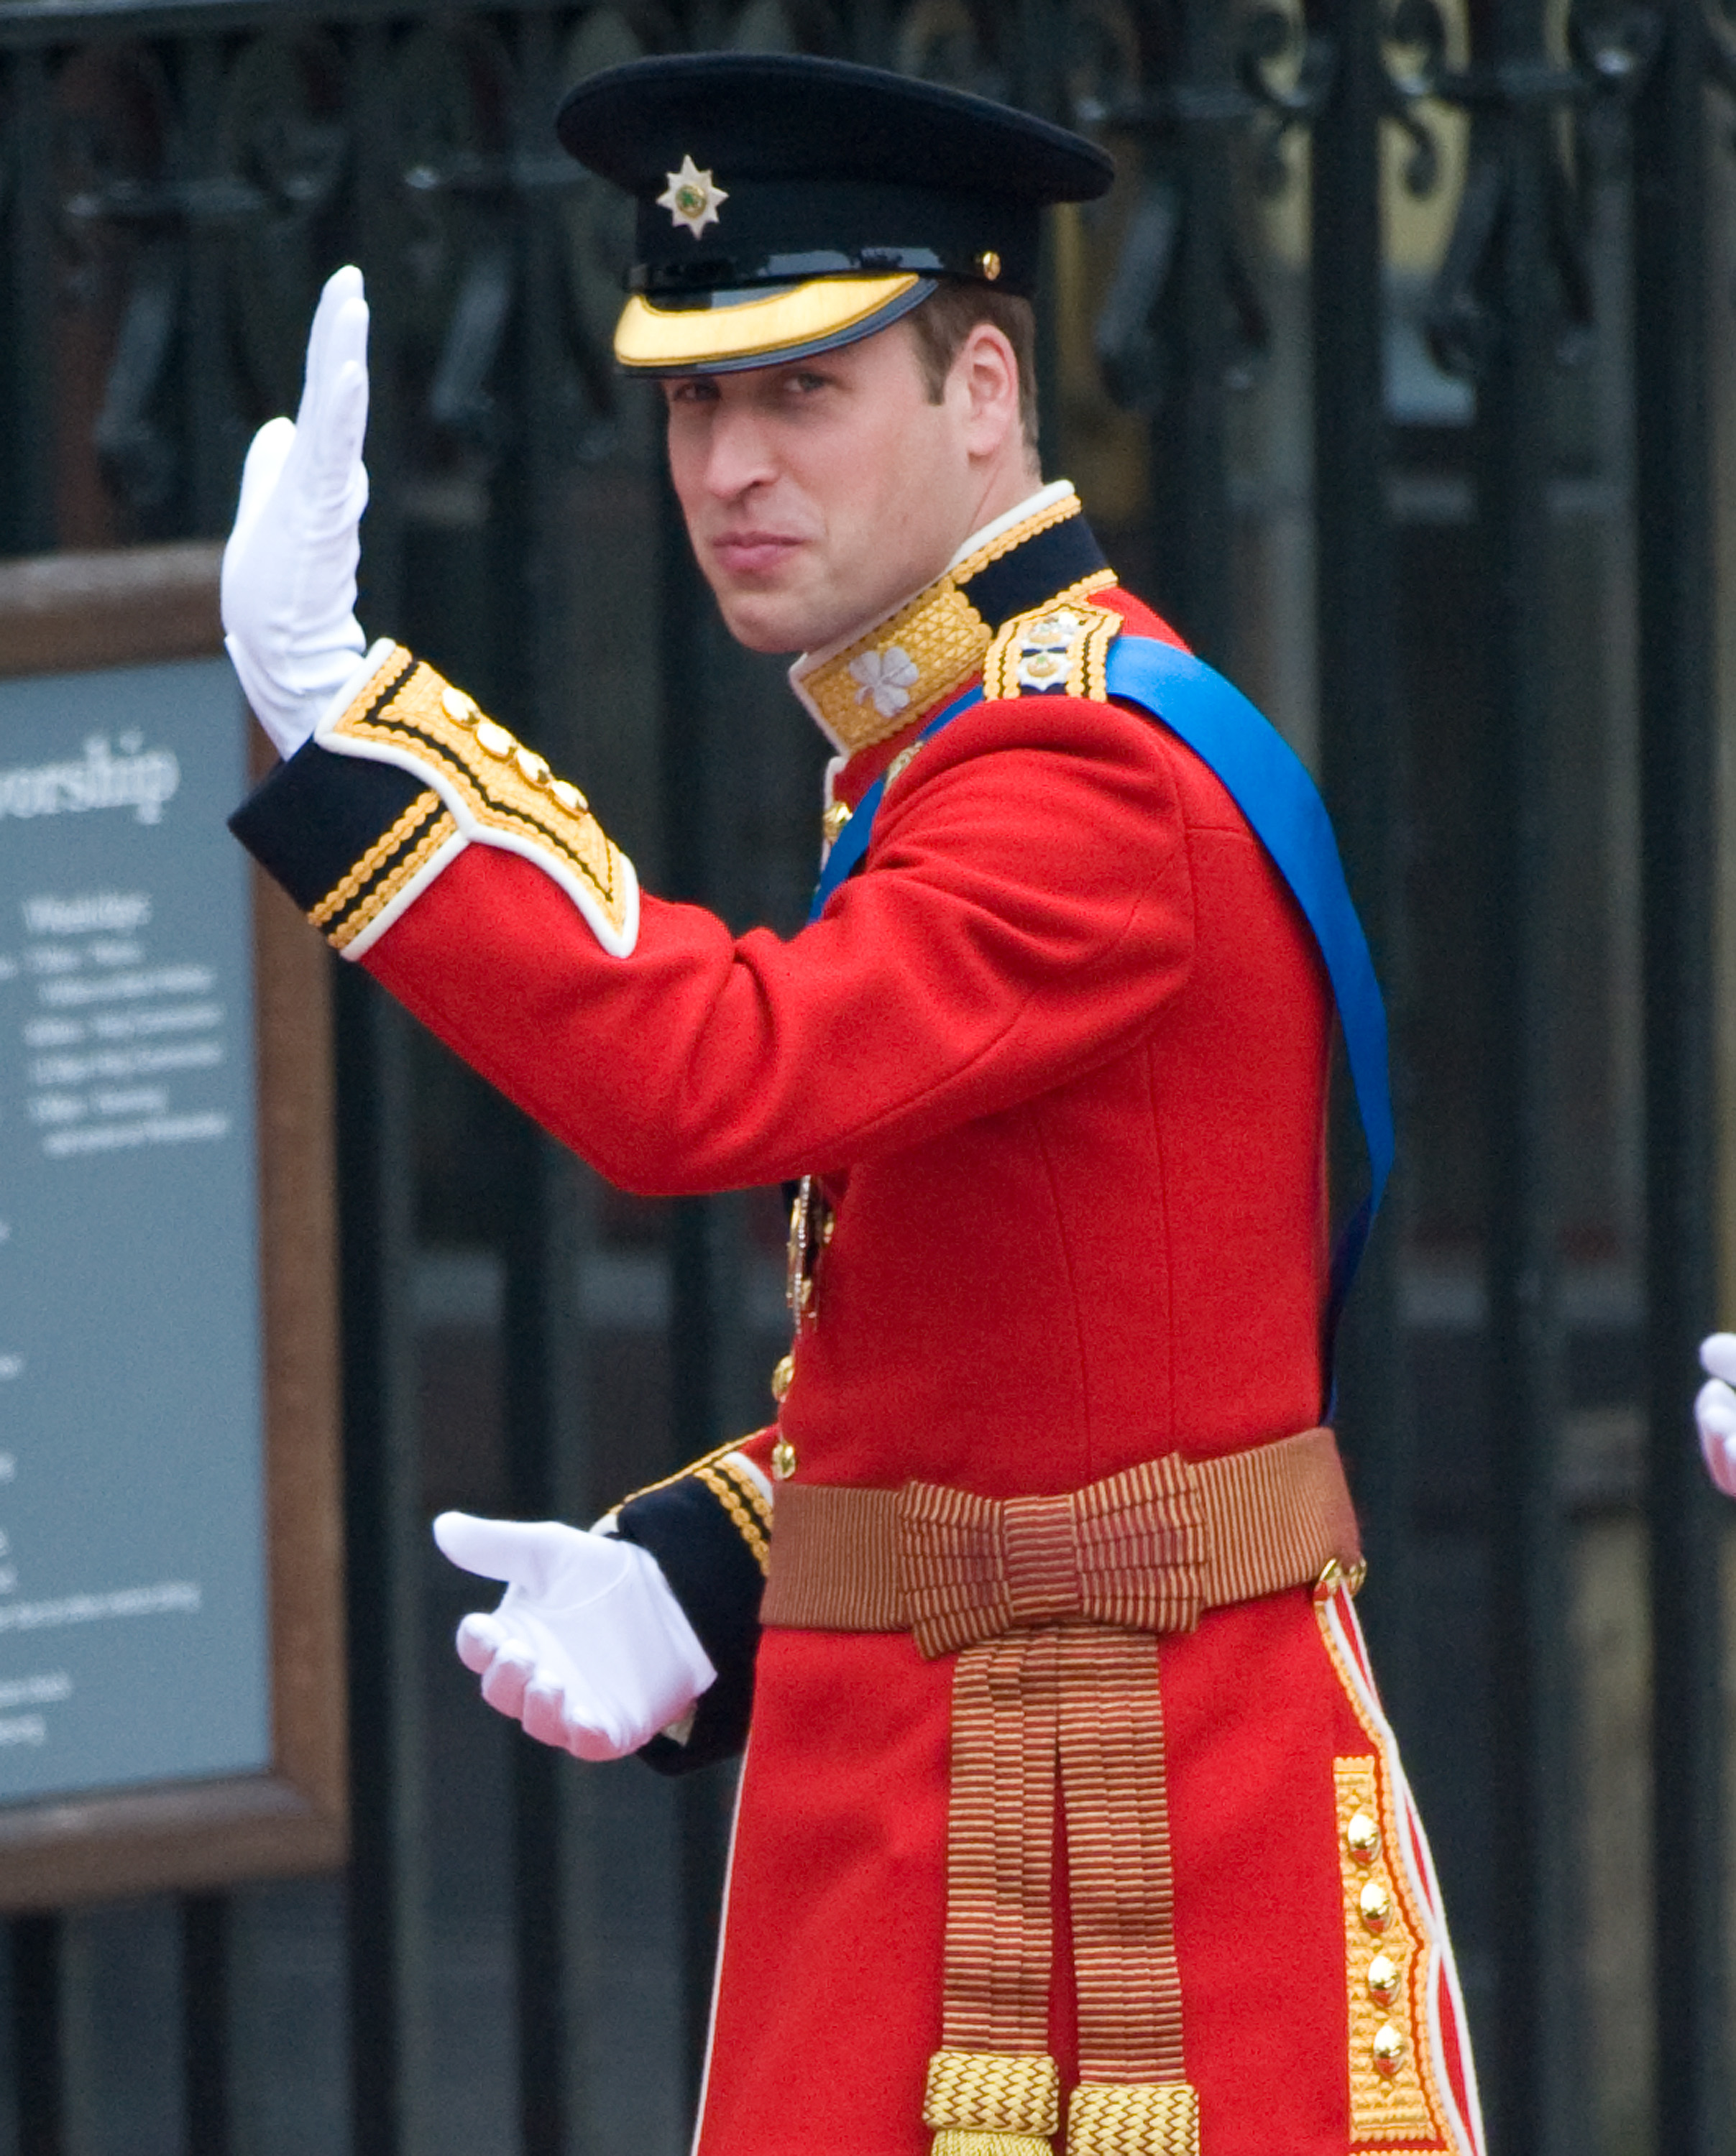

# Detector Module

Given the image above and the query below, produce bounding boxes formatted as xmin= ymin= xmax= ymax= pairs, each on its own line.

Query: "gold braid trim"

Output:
xmin=327 ymin=648 xmax=632 ymax=944
xmin=715 ymin=1455 xmax=773 ymax=1542
xmin=924 ymin=2050 xmax=1058 ymax=2139
xmin=617 ymin=1435 xmax=765 ymax=1508
xmin=798 ymin=493 xmax=1104 ymax=756
xmin=929 ymin=2123 xmax=1052 ymax=2150
xmin=1317 ymin=1603 xmax=1451 ymax=2150
xmin=801 ymin=584 xmax=991 ymax=755
xmin=948 ymin=489 xmax=1085 ymax=584
xmin=694 ymin=1462 xmax=771 ymax=1578
xmin=328 ymin=809 xmax=458 ymax=952
xmin=308 ymin=790 xmax=443 ymax=927
xmin=1067 ymin=2082 xmax=1200 ymax=2156
xmin=1334 ymin=1757 xmax=1440 ymax=2144
xmin=981 ymin=598 xmax=1124 ymax=705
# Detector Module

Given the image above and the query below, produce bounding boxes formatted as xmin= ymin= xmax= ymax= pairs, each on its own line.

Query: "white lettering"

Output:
xmin=40 ymin=1112 xmax=229 ymax=1158
xmin=0 ymin=743 xmax=179 ymax=827
xmin=22 ymin=893 xmax=152 ymax=936
xmin=0 ymin=1581 xmax=200 ymax=1632
xmin=90 ymin=1003 xmax=220 ymax=1041
xmin=0 ymin=1674 xmax=70 ymax=1710
xmin=31 ymin=1042 xmax=222 ymax=1087
xmin=38 ymin=966 xmax=212 ymax=1008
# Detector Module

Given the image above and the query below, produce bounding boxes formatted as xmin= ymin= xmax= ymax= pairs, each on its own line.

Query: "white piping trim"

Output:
xmin=1323 ymin=1591 xmax=1488 ymax=2156
xmin=339 ymin=828 xmax=470 ymax=961
xmin=944 ymin=478 xmax=1076 ymax=574
xmin=315 ymin=676 xmax=641 ymax=959
xmin=689 ymin=1750 xmax=748 ymax=2156
xmin=722 ymin=1450 xmax=775 ymax=1515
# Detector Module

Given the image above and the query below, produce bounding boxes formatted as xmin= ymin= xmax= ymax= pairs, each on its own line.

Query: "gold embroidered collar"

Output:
xmin=790 ymin=483 xmax=1114 ymax=755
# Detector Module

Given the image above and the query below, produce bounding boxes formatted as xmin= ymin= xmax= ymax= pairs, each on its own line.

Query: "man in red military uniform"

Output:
xmin=225 ymin=54 xmax=1482 ymax=2156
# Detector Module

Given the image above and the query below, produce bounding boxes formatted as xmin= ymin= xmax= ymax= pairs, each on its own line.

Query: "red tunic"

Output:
xmin=231 ymin=530 xmax=1482 ymax=2154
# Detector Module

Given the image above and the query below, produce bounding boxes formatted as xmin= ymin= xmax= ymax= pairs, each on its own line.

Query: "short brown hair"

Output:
xmin=906 ymin=281 xmax=1039 ymax=456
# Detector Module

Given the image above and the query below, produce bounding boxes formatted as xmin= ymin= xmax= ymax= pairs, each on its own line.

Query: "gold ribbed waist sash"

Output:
xmin=761 ymin=1428 xmax=1361 ymax=2156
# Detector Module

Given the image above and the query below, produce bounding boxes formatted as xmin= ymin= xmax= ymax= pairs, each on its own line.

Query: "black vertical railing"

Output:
xmin=336 ymin=969 xmax=428 ymax=2156
xmin=1 ymin=45 xmax=58 ymax=556
xmin=1634 ymin=6 xmax=1728 ymax=2153
xmin=12 ymin=1915 xmax=63 ymax=2156
xmin=499 ymin=17 xmax=589 ymax=2150
xmin=1459 ymin=4 xmax=1581 ymax=2144
xmin=180 ymin=1894 xmax=231 ymax=2156
xmin=1308 ymin=0 xmax=1413 ymax=1705
xmin=1142 ymin=0 xmax=1241 ymax=663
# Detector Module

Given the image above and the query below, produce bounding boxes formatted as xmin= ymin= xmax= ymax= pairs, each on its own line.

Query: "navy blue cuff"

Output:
xmin=615 ymin=1478 xmax=765 ymax=1774
xmin=229 ymin=739 xmax=429 ymax=917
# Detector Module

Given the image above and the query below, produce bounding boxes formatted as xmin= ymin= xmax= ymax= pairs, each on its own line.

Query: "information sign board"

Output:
xmin=0 ymin=545 xmax=344 ymax=1905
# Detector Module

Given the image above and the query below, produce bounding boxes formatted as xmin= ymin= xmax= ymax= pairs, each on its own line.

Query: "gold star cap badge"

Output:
xmin=658 ymin=155 xmax=727 ymax=239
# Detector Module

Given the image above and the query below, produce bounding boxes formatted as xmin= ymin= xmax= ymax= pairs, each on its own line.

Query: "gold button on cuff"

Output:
xmin=474 ymin=717 xmax=513 ymax=758
xmin=1371 ymin=2022 xmax=1406 ymax=2078
xmin=1345 ymin=1810 xmax=1380 ymax=1865
xmin=1358 ymin=1879 xmax=1392 ymax=1932
xmin=770 ymin=1353 xmax=794 ymax=1404
xmin=1365 ymin=1952 xmax=1399 ymax=2005
xmin=771 ymin=1435 xmax=796 ymax=1481
xmin=441 ymin=686 xmax=477 ymax=724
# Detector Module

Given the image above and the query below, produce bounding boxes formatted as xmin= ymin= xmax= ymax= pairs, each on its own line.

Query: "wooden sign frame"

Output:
xmin=0 ymin=543 xmax=346 ymax=1906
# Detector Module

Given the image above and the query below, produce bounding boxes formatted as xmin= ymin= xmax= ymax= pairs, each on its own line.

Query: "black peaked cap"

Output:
xmin=558 ymin=52 xmax=1114 ymax=205
xmin=558 ymin=52 xmax=1113 ymax=321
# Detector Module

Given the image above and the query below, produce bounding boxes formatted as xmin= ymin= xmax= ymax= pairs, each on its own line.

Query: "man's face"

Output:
xmin=661 ymin=319 xmax=1004 ymax=655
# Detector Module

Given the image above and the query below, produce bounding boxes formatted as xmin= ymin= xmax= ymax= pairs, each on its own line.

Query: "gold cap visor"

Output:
xmin=615 ymin=272 xmax=926 ymax=374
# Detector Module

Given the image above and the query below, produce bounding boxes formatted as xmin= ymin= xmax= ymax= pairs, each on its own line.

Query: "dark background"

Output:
xmin=0 ymin=1 xmax=1731 ymax=2152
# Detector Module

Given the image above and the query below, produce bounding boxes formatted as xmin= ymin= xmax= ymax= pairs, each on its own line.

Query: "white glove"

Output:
xmin=221 ymin=264 xmax=372 ymax=760
xmin=1696 ymin=1335 xmax=1736 ymax=1498
xmin=432 ymin=1511 xmax=717 ymax=1761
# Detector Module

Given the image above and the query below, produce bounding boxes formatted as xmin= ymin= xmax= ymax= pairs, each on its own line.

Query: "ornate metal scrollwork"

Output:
xmin=388 ymin=17 xmax=560 ymax=467
xmin=895 ymin=0 xmax=1007 ymax=100
xmin=1090 ymin=1 xmax=1290 ymax=415
xmin=1710 ymin=0 xmax=1736 ymax=101
xmin=1380 ymin=0 xmax=1451 ymax=199
xmin=1237 ymin=0 xmax=1335 ymax=198
xmin=55 ymin=43 xmax=184 ymax=520
xmin=1420 ymin=0 xmax=1661 ymax=382
xmin=220 ymin=33 xmax=351 ymax=418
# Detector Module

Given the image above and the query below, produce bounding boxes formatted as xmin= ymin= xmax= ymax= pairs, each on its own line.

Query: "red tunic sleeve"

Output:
xmin=360 ymin=688 xmax=1195 ymax=1193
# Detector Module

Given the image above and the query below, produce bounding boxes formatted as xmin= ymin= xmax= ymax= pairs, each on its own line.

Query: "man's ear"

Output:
xmin=952 ymin=322 xmax=1026 ymax=466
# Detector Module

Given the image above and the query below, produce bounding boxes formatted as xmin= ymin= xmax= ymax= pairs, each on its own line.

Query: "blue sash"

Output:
xmin=808 ymin=636 xmax=1392 ymax=1396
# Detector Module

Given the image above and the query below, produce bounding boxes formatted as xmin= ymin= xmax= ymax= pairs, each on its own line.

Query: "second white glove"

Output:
xmin=1696 ymin=1334 xmax=1736 ymax=1498
xmin=432 ymin=1511 xmax=717 ymax=1761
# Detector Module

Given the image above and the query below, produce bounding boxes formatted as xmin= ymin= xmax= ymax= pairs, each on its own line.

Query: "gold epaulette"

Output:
xmin=313 ymin=644 xmax=638 ymax=959
xmin=980 ymin=597 xmax=1123 ymax=704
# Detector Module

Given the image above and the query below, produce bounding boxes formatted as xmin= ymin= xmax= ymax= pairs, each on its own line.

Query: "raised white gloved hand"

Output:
xmin=1696 ymin=1335 xmax=1736 ymax=1497
xmin=221 ymin=264 xmax=372 ymax=761
xmin=432 ymin=1512 xmax=717 ymax=1761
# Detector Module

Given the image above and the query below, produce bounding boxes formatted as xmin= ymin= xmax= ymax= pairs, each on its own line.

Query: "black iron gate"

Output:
xmin=0 ymin=2 xmax=1731 ymax=2152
